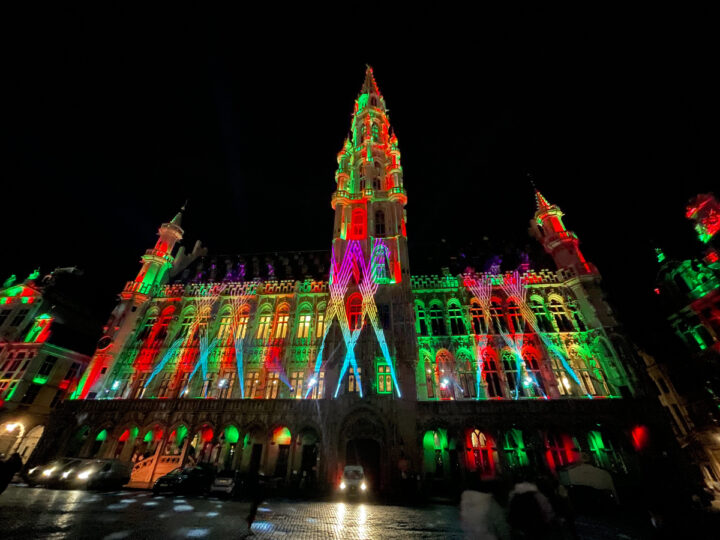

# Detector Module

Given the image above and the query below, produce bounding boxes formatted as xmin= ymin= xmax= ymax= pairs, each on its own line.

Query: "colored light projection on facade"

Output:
xmin=24 ymin=313 xmax=53 ymax=343
xmin=686 ymin=193 xmax=720 ymax=244
xmin=310 ymin=239 xmax=401 ymax=399
xmin=463 ymin=271 xmax=594 ymax=400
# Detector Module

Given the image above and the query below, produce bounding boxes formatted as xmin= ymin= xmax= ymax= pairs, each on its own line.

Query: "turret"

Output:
xmin=72 ymin=206 xmax=185 ymax=399
xmin=530 ymin=190 xmax=597 ymax=276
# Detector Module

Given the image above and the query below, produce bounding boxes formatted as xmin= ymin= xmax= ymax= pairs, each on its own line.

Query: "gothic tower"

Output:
xmin=72 ymin=207 xmax=185 ymax=399
xmin=324 ymin=66 xmax=417 ymax=399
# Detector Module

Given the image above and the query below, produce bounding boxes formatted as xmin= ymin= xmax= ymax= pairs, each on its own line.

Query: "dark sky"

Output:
xmin=4 ymin=7 xmax=718 ymax=355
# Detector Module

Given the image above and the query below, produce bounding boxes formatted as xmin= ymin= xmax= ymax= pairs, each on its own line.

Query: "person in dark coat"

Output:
xmin=0 ymin=453 xmax=23 ymax=494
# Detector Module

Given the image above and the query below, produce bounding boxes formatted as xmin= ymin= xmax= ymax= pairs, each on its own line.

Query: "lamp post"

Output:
xmin=4 ymin=422 xmax=25 ymax=455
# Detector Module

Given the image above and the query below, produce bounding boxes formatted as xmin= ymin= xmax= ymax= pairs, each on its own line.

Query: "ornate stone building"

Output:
xmin=33 ymin=68 xmax=666 ymax=493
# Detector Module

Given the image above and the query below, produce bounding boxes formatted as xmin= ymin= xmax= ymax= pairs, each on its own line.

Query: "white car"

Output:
xmin=338 ymin=465 xmax=368 ymax=496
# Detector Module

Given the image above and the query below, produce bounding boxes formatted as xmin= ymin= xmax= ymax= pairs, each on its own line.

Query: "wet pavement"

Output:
xmin=0 ymin=485 xmax=463 ymax=539
xmin=0 ymin=484 xmax=670 ymax=539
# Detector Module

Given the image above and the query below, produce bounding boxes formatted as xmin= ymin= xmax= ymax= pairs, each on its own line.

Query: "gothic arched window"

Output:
xmin=347 ymin=293 xmax=363 ymax=330
xmin=448 ymin=303 xmax=465 ymax=335
xmin=349 ymin=207 xmax=367 ymax=239
xmin=470 ymin=300 xmax=487 ymax=334
xmin=430 ymin=305 xmax=446 ymax=336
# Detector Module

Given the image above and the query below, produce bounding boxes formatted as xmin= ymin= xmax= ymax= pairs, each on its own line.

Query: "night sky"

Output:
xmin=4 ymin=7 xmax=718 ymax=355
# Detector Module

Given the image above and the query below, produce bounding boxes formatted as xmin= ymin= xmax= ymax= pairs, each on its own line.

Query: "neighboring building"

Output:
xmin=33 ymin=68 xmax=672 ymax=494
xmin=0 ymin=270 xmax=91 ymax=461
xmin=652 ymin=194 xmax=720 ymax=489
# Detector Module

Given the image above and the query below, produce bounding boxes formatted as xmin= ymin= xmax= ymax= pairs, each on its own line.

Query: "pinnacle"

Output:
xmin=169 ymin=202 xmax=186 ymax=227
xmin=360 ymin=65 xmax=382 ymax=97
xmin=534 ymin=190 xmax=553 ymax=212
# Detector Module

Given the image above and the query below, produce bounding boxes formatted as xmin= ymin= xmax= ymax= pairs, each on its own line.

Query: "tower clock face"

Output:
xmin=97 ymin=336 xmax=113 ymax=351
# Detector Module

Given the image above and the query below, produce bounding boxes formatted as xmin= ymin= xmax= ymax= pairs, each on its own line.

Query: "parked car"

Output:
xmin=338 ymin=465 xmax=368 ymax=498
xmin=60 ymin=459 xmax=132 ymax=490
xmin=209 ymin=470 xmax=244 ymax=498
xmin=26 ymin=458 xmax=85 ymax=487
xmin=153 ymin=464 xmax=215 ymax=495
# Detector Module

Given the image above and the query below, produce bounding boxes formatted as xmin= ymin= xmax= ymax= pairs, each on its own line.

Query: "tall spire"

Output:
xmin=361 ymin=65 xmax=382 ymax=97
xmin=534 ymin=189 xmax=553 ymax=212
xmin=169 ymin=201 xmax=187 ymax=228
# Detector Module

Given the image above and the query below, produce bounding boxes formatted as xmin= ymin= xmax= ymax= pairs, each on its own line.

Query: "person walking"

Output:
xmin=0 ymin=453 xmax=23 ymax=495
xmin=460 ymin=478 xmax=511 ymax=540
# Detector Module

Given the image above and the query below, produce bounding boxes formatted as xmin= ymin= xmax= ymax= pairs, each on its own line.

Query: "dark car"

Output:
xmin=153 ymin=465 xmax=215 ymax=495
xmin=26 ymin=458 xmax=85 ymax=487
xmin=59 ymin=459 xmax=132 ymax=491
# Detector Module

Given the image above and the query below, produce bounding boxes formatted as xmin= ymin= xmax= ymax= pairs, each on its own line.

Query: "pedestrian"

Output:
xmin=0 ymin=453 xmax=23 ymax=495
xmin=246 ymin=472 xmax=265 ymax=531
xmin=508 ymin=481 xmax=557 ymax=539
xmin=460 ymin=477 xmax=511 ymax=540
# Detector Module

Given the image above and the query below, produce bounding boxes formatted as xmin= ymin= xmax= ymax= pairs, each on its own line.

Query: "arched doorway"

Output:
xmin=345 ymin=438 xmax=381 ymax=490
xmin=66 ymin=426 xmax=90 ymax=458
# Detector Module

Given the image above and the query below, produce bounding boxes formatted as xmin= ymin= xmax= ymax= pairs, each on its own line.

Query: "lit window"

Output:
xmin=347 ymin=294 xmax=363 ymax=330
xmin=530 ymin=298 xmax=553 ymax=333
xmin=297 ymin=313 xmax=312 ymax=339
xmin=549 ymin=299 xmax=574 ymax=332
xmin=457 ymin=358 xmax=476 ymax=398
xmin=377 ymin=364 xmax=392 ymax=394
xmin=256 ymin=314 xmax=272 ymax=340
xmin=416 ymin=304 xmax=429 ymax=336
xmin=349 ymin=207 xmax=367 ymax=239
xmin=217 ymin=313 xmax=233 ymax=341
xmin=309 ymin=371 xmax=325 ymax=399
xmin=245 ymin=372 xmax=261 ymax=398
xmin=236 ymin=308 xmax=250 ymax=339
xmin=467 ymin=429 xmax=495 ymax=476
xmin=348 ymin=367 xmax=362 ymax=393
xmin=502 ymin=351 xmax=524 ymax=398
xmin=290 ymin=371 xmax=304 ymax=398
xmin=490 ymin=300 xmax=506 ymax=333
xmin=265 ymin=372 xmax=280 ymax=399
xmin=316 ymin=311 xmax=326 ymax=339
xmin=274 ymin=309 xmax=290 ymax=339
xmin=523 ymin=350 xmax=546 ymax=397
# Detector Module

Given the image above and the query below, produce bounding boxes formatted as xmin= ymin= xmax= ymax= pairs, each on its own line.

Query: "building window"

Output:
xmin=274 ymin=308 xmax=290 ymax=339
xmin=0 ymin=308 xmax=11 ymax=327
xmin=265 ymin=372 xmax=280 ymax=399
xmin=377 ymin=364 xmax=392 ymax=394
xmin=349 ymin=207 xmax=367 ymax=239
xmin=530 ymin=298 xmax=553 ymax=333
xmin=156 ymin=373 xmax=172 ymax=398
xmin=290 ymin=371 xmax=304 ymax=398
xmin=416 ymin=304 xmax=429 ymax=336
xmin=10 ymin=309 xmax=29 ymax=327
xmin=549 ymin=299 xmax=574 ymax=332
xmin=483 ymin=351 xmax=503 ymax=398
xmin=236 ymin=308 xmax=250 ymax=339
xmin=256 ymin=314 xmax=272 ymax=340
xmin=309 ymin=371 xmax=325 ymax=399
xmin=523 ymin=350 xmax=546 ymax=397
xmin=50 ymin=389 xmax=65 ymax=408
xmin=37 ymin=355 xmax=57 ymax=377
xmin=437 ymin=350 xmax=454 ymax=400
xmin=502 ymin=351 xmax=524 ymax=398
xmin=448 ymin=304 xmax=465 ymax=335
xmin=217 ymin=313 xmax=233 ymax=342
xmin=470 ymin=301 xmax=486 ymax=334
xmin=468 ymin=430 xmax=495 ymax=477
xmin=347 ymin=294 xmax=363 ymax=330
xmin=348 ymin=367 xmax=362 ymax=393
xmin=217 ymin=372 xmax=235 ymax=399
xmin=507 ymin=300 xmax=525 ymax=334
xmin=177 ymin=315 xmax=195 ymax=340
xmin=201 ymin=373 xmax=215 ymax=398
xmin=21 ymin=383 xmax=43 ymax=404
xmin=132 ymin=373 xmax=148 ymax=399
xmin=297 ymin=313 xmax=312 ymax=339
xmin=137 ymin=314 xmax=158 ymax=341
xmin=490 ymin=300 xmax=506 ymax=333
xmin=458 ymin=359 xmax=476 ymax=398
xmin=316 ymin=311 xmax=326 ymax=339
xmin=429 ymin=306 xmax=446 ymax=336
xmin=425 ymin=362 xmax=435 ymax=399
xmin=375 ymin=210 xmax=386 ymax=236
xmin=245 ymin=372 xmax=261 ymax=398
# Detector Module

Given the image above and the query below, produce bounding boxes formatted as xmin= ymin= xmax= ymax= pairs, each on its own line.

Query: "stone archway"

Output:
xmin=339 ymin=409 xmax=387 ymax=491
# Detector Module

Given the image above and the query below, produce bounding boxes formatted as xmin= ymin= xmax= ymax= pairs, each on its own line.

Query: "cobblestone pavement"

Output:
xmin=0 ymin=484 xmax=663 ymax=539
xmin=0 ymin=485 xmax=462 ymax=539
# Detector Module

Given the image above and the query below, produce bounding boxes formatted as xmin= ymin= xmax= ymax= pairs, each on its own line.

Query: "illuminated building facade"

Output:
xmin=0 ymin=271 xmax=90 ymax=461
xmin=33 ymin=68 xmax=665 ymax=492
xmin=652 ymin=194 xmax=720 ymax=489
